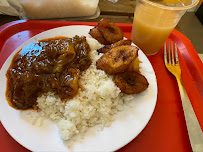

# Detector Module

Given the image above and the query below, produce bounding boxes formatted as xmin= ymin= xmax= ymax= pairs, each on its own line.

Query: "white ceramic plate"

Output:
xmin=0 ymin=25 xmax=157 ymax=152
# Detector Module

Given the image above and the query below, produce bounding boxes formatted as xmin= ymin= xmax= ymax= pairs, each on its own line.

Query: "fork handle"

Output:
xmin=177 ymin=78 xmax=203 ymax=152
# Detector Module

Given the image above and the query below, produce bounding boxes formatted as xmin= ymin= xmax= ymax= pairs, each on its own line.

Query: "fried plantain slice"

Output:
xmin=98 ymin=18 xmax=124 ymax=44
xmin=89 ymin=27 xmax=109 ymax=45
xmin=96 ymin=45 xmax=138 ymax=74
xmin=115 ymin=71 xmax=149 ymax=94
xmin=126 ymin=57 xmax=142 ymax=73
xmin=97 ymin=39 xmax=132 ymax=54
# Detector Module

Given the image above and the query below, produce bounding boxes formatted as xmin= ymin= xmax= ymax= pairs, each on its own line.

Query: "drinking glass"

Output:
xmin=131 ymin=0 xmax=199 ymax=55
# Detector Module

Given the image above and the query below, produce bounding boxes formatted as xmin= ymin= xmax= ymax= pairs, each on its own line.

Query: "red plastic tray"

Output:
xmin=0 ymin=20 xmax=203 ymax=152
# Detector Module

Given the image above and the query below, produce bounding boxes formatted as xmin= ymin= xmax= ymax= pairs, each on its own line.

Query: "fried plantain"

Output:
xmin=98 ymin=18 xmax=124 ymax=44
xmin=97 ymin=39 xmax=132 ymax=54
xmin=96 ymin=45 xmax=138 ymax=74
xmin=89 ymin=27 xmax=109 ymax=45
xmin=126 ymin=57 xmax=141 ymax=73
xmin=115 ymin=71 xmax=149 ymax=94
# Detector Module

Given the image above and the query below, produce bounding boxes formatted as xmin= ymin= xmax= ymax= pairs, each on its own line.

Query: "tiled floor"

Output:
xmin=177 ymin=12 xmax=203 ymax=62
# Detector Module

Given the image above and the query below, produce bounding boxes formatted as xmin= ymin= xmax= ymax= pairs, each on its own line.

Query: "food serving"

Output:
xmin=89 ymin=18 xmax=123 ymax=45
xmin=90 ymin=18 xmax=149 ymax=93
xmin=1 ymin=20 xmax=157 ymax=149
xmin=5 ymin=19 xmax=149 ymax=140
xmin=6 ymin=36 xmax=91 ymax=110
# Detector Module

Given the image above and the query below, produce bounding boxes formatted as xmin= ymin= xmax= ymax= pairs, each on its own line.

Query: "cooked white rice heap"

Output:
xmin=36 ymin=38 xmax=135 ymax=140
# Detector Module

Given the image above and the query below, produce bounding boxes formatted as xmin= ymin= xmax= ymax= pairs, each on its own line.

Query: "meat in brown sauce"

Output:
xmin=6 ymin=35 xmax=91 ymax=110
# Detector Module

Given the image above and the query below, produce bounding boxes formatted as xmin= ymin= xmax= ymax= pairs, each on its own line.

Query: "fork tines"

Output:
xmin=164 ymin=41 xmax=179 ymax=65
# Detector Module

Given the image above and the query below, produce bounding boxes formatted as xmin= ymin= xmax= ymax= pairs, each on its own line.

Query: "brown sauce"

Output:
xmin=6 ymin=35 xmax=91 ymax=110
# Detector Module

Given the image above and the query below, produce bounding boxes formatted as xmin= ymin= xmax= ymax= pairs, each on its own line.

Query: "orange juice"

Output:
xmin=131 ymin=5 xmax=179 ymax=55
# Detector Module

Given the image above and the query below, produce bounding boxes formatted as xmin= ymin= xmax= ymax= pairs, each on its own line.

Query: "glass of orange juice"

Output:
xmin=131 ymin=0 xmax=199 ymax=56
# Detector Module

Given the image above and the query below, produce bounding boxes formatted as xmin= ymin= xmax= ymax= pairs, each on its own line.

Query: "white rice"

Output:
xmin=36 ymin=38 xmax=135 ymax=140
